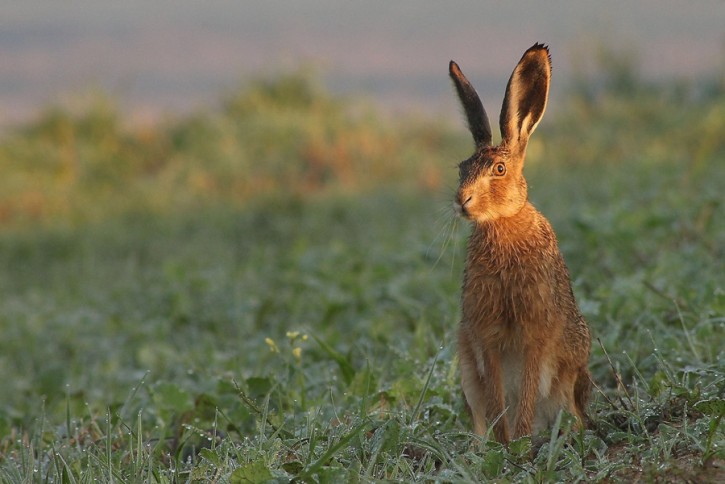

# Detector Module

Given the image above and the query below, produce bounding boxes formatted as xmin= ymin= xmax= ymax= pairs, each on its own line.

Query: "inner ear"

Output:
xmin=499 ymin=44 xmax=551 ymax=150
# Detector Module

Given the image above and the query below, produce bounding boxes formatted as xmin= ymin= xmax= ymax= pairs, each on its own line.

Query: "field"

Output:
xmin=0 ymin=58 xmax=724 ymax=482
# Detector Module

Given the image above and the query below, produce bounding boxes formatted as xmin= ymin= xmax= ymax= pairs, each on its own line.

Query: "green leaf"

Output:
xmin=312 ymin=335 xmax=355 ymax=385
xmin=369 ymin=420 xmax=400 ymax=456
xmin=230 ymin=459 xmax=273 ymax=484
xmin=508 ymin=435 xmax=532 ymax=457
xmin=316 ymin=465 xmax=347 ymax=484
xmin=246 ymin=376 xmax=274 ymax=400
xmin=152 ymin=382 xmax=193 ymax=413
xmin=648 ymin=370 xmax=669 ymax=397
xmin=348 ymin=363 xmax=377 ymax=399
xmin=482 ymin=445 xmax=505 ymax=477
xmin=281 ymin=460 xmax=303 ymax=475
xmin=198 ymin=448 xmax=221 ymax=466
xmin=694 ymin=398 xmax=725 ymax=417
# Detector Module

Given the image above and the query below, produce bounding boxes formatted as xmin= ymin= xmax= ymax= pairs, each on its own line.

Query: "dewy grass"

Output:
xmin=0 ymin=56 xmax=724 ymax=481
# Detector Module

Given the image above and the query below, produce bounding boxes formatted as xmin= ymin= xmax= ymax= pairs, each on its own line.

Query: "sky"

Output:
xmin=1 ymin=1 xmax=723 ymax=125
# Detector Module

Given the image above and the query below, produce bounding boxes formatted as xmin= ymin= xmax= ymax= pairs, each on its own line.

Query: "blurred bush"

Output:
xmin=0 ymin=52 xmax=723 ymax=228
xmin=547 ymin=43 xmax=725 ymax=171
xmin=0 ymin=70 xmax=462 ymax=227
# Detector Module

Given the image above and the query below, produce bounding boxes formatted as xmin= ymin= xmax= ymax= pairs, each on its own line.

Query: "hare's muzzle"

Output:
xmin=454 ymin=193 xmax=473 ymax=218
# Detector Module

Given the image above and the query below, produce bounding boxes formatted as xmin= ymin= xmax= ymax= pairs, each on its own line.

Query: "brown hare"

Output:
xmin=449 ymin=43 xmax=591 ymax=444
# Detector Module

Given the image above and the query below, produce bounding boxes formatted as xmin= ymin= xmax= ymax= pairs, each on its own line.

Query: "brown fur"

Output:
xmin=450 ymin=44 xmax=591 ymax=444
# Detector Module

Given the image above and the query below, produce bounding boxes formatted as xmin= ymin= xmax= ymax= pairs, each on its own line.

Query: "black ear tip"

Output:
xmin=449 ymin=60 xmax=460 ymax=75
xmin=530 ymin=42 xmax=549 ymax=51
xmin=526 ymin=43 xmax=552 ymax=70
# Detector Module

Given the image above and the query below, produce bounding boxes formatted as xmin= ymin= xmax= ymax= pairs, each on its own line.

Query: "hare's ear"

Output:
xmin=450 ymin=61 xmax=492 ymax=147
xmin=499 ymin=43 xmax=551 ymax=152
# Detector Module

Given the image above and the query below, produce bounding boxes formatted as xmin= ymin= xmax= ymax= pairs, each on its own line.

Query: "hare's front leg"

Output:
xmin=514 ymin=347 xmax=545 ymax=439
xmin=459 ymin=351 xmax=488 ymax=436
xmin=482 ymin=348 xmax=511 ymax=443
xmin=460 ymin=337 xmax=510 ymax=442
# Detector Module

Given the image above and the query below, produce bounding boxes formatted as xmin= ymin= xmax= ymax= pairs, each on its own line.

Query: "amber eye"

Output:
xmin=493 ymin=163 xmax=506 ymax=176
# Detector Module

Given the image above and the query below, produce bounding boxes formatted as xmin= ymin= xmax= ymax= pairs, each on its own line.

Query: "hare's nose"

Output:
xmin=454 ymin=194 xmax=473 ymax=216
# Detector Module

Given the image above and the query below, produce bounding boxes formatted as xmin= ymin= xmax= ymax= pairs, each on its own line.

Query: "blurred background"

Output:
xmin=2 ymin=1 xmax=724 ymax=125
xmin=1 ymin=0 xmax=723 ymax=226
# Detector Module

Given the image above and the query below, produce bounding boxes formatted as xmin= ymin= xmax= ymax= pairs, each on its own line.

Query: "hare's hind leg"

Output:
xmin=573 ymin=367 xmax=591 ymax=427
xmin=549 ymin=365 xmax=590 ymax=431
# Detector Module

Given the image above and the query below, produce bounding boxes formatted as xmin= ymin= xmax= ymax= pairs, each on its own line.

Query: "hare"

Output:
xmin=449 ymin=43 xmax=591 ymax=444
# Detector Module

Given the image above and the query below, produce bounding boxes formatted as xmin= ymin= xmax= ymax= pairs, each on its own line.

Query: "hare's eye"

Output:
xmin=493 ymin=163 xmax=506 ymax=176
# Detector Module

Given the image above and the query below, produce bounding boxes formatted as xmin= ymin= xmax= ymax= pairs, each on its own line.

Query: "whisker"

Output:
xmin=433 ymin=205 xmax=462 ymax=271
xmin=426 ymin=182 xmax=463 ymax=271
xmin=435 ymin=217 xmax=455 ymax=269
xmin=427 ymin=208 xmax=455 ymax=264
xmin=450 ymin=216 xmax=462 ymax=277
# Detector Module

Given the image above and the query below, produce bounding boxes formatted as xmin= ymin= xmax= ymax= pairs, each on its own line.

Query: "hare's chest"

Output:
xmin=462 ymin=266 xmax=553 ymax=335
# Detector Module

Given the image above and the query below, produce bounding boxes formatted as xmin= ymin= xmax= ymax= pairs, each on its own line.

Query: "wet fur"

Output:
xmin=450 ymin=44 xmax=591 ymax=444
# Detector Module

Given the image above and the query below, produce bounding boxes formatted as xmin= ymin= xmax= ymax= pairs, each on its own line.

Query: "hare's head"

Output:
xmin=450 ymin=43 xmax=551 ymax=223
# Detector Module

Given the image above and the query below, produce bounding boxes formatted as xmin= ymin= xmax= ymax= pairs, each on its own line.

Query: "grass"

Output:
xmin=0 ymin=55 xmax=723 ymax=481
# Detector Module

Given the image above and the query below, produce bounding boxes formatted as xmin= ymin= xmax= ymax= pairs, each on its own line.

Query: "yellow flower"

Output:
xmin=286 ymin=331 xmax=300 ymax=339
xmin=265 ymin=337 xmax=279 ymax=353
xmin=292 ymin=347 xmax=302 ymax=360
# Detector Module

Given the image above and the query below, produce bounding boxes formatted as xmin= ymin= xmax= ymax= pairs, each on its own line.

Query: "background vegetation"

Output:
xmin=0 ymin=51 xmax=723 ymax=482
